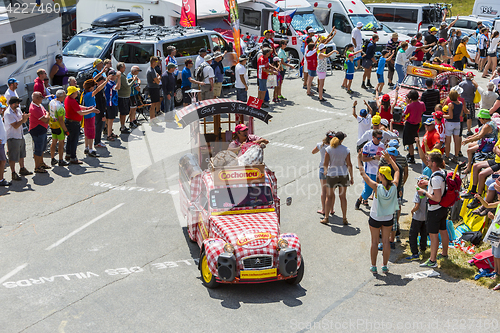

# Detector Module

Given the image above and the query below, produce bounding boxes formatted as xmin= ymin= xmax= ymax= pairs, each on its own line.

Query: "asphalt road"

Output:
xmin=1 ymin=68 xmax=499 ymax=333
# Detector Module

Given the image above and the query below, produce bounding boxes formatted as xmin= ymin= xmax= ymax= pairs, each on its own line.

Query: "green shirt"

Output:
xmin=118 ymin=72 xmax=135 ymax=98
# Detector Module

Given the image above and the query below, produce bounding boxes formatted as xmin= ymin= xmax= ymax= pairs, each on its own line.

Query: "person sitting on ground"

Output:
xmin=471 ymin=173 xmax=500 ymax=214
xmin=460 ymin=109 xmax=498 ymax=174
xmin=406 ymin=175 xmax=428 ymax=261
xmin=374 ymin=88 xmax=399 ymax=122
xmin=228 ymin=124 xmax=269 ymax=155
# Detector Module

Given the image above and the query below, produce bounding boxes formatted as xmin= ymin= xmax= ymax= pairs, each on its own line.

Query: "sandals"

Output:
xmin=362 ymin=200 xmax=369 ymax=207
xmin=107 ymin=135 xmax=116 ymax=141
xmin=317 ymin=210 xmax=325 ymax=215
xmin=343 ymin=218 xmax=348 ymax=225
xmin=320 ymin=217 xmax=329 ymax=224
xmin=34 ymin=167 xmax=48 ymax=174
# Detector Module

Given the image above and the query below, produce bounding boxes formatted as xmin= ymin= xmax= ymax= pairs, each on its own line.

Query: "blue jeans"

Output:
xmin=413 ymin=61 xmax=422 ymax=66
xmin=395 ymin=64 xmax=405 ymax=85
xmin=236 ymin=88 xmax=247 ymax=102
xmin=361 ymin=173 xmax=377 ymax=200
xmin=165 ymin=93 xmax=175 ymax=112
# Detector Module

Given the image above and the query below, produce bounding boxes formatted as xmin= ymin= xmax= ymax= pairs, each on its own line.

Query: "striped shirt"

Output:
xmin=420 ymin=89 xmax=441 ymax=115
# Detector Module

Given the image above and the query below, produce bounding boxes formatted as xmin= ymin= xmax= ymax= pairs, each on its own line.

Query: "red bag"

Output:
xmin=428 ymin=171 xmax=462 ymax=208
xmin=468 ymin=249 xmax=495 ymax=270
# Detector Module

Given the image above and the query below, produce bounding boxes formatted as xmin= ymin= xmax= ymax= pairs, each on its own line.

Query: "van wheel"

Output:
xmin=174 ymin=87 xmax=183 ymax=106
xmin=286 ymin=48 xmax=299 ymax=63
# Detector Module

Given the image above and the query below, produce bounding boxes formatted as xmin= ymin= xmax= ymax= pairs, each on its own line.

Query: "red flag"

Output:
xmin=180 ymin=0 xmax=196 ymax=27
xmin=228 ymin=0 xmax=241 ymax=57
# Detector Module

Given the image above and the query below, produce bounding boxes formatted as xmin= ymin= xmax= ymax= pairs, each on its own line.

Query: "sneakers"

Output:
xmin=88 ymin=150 xmax=98 ymax=158
xmin=355 ymin=198 xmax=361 ymax=210
xmin=406 ymin=155 xmax=415 ymax=164
xmin=19 ymin=167 xmax=33 ymax=176
xmin=11 ymin=172 xmax=21 ymax=181
xmin=361 ymin=82 xmax=367 ymax=89
xmin=467 ymin=198 xmax=481 ymax=210
xmin=406 ymin=254 xmax=420 ymax=261
xmin=120 ymin=126 xmax=131 ymax=134
xmin=129 ymin=122 xmax=138 ymax=129
xmin=366 ymin=82 xmax=374 ymax=88
xmin=58 ymin=160 xmax=69 ymax=167
xmin=0 ymin=179 xmax=12 ymax=186
xmin=395 ymin=235 xmax=401 ymax=243
xmin=437 ymin=253 xmax=448 ymax=260
xmin=461 ymin=191 xmax=476 ymax=199
xmin=370 ymin=266 xmax=377 ymax=273
xmin=466 ymin=131 xmax=473 ymax=137
xmin=420 ymin=259 xmax=437 ymax=268
xmin=51 ymin=158 xmax=58 ymax=166
xmin=346 ymin=89 xmax=353 ymax=94
xmin=381 ymin=266 xmax=389 ymax=273
xmin=388 ymin=82 xmax=395 ymax=88
xmin=84 ymin=147 xmax=89 ymax=155
xmin=95 ymin=142 xmax=106 ymax=148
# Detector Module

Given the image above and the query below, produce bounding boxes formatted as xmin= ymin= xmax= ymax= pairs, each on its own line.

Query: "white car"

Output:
xmin=445 ymin=15 xmax=493 ymax=37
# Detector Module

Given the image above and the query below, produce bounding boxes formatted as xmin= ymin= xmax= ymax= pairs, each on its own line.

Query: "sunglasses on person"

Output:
xmin=376 ymin=136 xmax=383 ymax=140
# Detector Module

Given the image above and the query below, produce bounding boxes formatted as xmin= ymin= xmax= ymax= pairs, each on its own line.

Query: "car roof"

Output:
xmin=367 ymin=2 xmax=433 ymax=8
xmin=78 ymin=26 xmax=142 ymax=38
xmin=115 ymin=26 xmax=213 ymax=43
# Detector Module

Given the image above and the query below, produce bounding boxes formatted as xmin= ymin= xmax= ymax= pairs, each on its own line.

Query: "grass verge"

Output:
xmin=363 ymin=0 xmax=475 ymax=17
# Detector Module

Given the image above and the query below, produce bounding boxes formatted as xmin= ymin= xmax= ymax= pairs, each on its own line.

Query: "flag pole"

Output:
xmin=195 ymin=0 xmax=198 ymax=27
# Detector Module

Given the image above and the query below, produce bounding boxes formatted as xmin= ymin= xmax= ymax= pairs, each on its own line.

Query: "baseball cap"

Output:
xmin=380 ymin=118 xmax=389 ymax=127
xmin=213 ymin=51 xmax=222 ymax=58
xmin=335 ymin=131 xmax=346 ymax=140
xmin=372 ymin=115 xmax=381 ymax=125
xmin=360 ymin=108 xmax=368 ymax=117
xmin=235 ymin=124 xmax=248 ymax=132
xmin=199 ymin=48 xmax=207 ymax=54
xmin=466 ymin=71 xmax=475 ymax=77
xmin=382 ymin=94 xmax=390 ymax=102
xmin=66 ymin=86 xmax=80 ymax=96
xmin=379 ymin=166 xmax=393 ymax=181
xmin=432 ymin=111 xmax=444 ymax=119
xmin=440 ymin=22 xmax=447 ymax=26
xmin=348 ymin=53 xmax=356 ymax=57
xmin=387 ymin=147 xmax=399 ymax=156
xmin=273 ymin=56 xmax=280 ymax=62
xmin=108 ymin=69 xmax=117 ymax=76
xmin=478 ymin=109 xmax=491 ymax=119
xmin=429 ymin=148 xmax=442 ymax=155
xmin=0 ymin=102 xmax=6 ymax=108
xmin=430 ymin=27 xmax=438 ymax=32
xmin=93 ymin=58 xmax=102 ymax=67
xmin=7 ymin=78 xmax=18 ymax=85
xmin=326 ymin=131 xmax=335 ymax=138
xmin=356 ymin=22 xmax=363 ymax=28
xmin=442 ymin=105 xmax=449 ymax=113
xmin=388 ymin=139 xmax=399 ymax=148
xmin=204 ymin=54 xmax=213 ymax=61
xmin=308 ymin=28 xmax=316 ymax=33
xmin=438 ymin=38 xmax=447 ymax=43
xmin=239 ymin=54 xmax=248 ymax=61
xmin=167 ymin=63 xmax=177 ymax=69
xmin=55 ymin=54 xmax=63 ymax=59
xmin=268 ymin=29 xmax=275 ymax=34
xmin=424 ymin=118 xmax=435 ymax=125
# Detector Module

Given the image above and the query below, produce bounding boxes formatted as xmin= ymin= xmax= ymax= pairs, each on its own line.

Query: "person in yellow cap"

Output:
xmin=424 ymin=27 xmax=439 ymax=61
xmin=92 ymin=58 xmax=110 ymax=81
xmin=357 ymin=150 xmax=400 ymax=274
xmin=65 ymin=85 xmax=99 ymax=164
xmin=356 ymin=113 xmax=398 ymax=150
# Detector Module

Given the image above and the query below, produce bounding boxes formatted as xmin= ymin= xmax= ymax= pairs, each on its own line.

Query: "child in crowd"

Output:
xmin=343 ymin=51 xmax=363 ymax=94
xmin=83 ymin=77 xmax=109 ymax=157
xmin=376 ymin=50 xmax=394 ymax=93
xmin=407 ymin=176 xmax=429 ymax=260
xmin=341 ymin=44 xmax=354 ymax=81
xmin=432 ymin=108 xmax=446 ymax=151
xmin=272 ymin=56 xmax=282 ymax=103
xmin=352 ymin=100 xmax=372 ymax=140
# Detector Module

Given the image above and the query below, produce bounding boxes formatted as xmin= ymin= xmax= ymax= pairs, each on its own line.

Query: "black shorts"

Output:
xmin=488 ymin=159 xmax=500 ymax=172
xmin=182 ymin=87 xmax=191 ymax=104
xmin=129 ymin=94 xmax=141 ymax=107
xmin=426 ymin=206 xmax=448 ymax=234
xmin=402 ymin=122 xmax=420 ymax=146
xmin=369 ymin=216 xmax=393 ymax=228
xmin=149 ymin=87 xmax=160 ymax=103
xmin=106 ymin=105 xmax=118 ymax=120
xmin=479 ymin=48 xmax=487 ymax=58
xmin=466 ymin=102 xmax=475 ymax=120
xmin=118 ymin=97 xmax=130 ymax=116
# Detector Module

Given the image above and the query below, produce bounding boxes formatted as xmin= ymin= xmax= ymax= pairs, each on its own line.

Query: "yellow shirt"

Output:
xmin=453 ymin=43 xmax=470 ymax=62
xmin=495 ymin=137 xmax=500 ymax=163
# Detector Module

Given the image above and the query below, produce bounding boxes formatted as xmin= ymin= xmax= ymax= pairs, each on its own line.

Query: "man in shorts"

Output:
xmin=257 ymin=47 xmax=277 ymax=108
xmin=127 ymin=66 xmax=141 ymax=128
xmin=49 ymin=90 xmax=69 ymax=167
xmin=3 ymin=97 xmax=31 ymax=180
xmin=458 ymin=72 xmax=478 ymax=136
xmin=181 ymin=59 xmax=204 ymax=106
xmin=361 ymin=34 xmax=379 ymax=89
xmin=147 ymin=56 xmax=161 ymax=120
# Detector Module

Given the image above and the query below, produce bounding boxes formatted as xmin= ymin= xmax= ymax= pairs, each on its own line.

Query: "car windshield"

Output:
xmin=291 ymin=12 xmax=325 ymax=33
xmin=381 ymin=23 xmax=395 ymax=33
xmin=349 ymin=14 xmax=382 ymax=31
xmin=210 ymin=186 xmax=274 ymax=209
xmin=63 ymin=35 xmax=110 ymax=58
xmin=402 ymin=75 xmax=427 ymax=89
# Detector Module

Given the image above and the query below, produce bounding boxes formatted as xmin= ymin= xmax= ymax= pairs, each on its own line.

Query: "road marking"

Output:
xmin=305 ymin=107 xmax=347 ymax=116
xmin=0 ymin=263 xmax=28 ymax=284
xmin=45 ymin=203 xmax=125 ymax=251
xmin=405 ymin=270 xmax=440 ymax=280
xmin=89 ymin=182 xmax=178 ymax=195
xmin=262 ymin=118 xmax=332 ymax=137
xmin=269 ymin=142 xmax=304 ymax=150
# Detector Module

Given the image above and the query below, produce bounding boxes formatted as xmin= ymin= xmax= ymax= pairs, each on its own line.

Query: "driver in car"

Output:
xmin=242 ymin=186 xmax=269 ymax=206
xmin=228 ymin=124 xmax=269 ymax=155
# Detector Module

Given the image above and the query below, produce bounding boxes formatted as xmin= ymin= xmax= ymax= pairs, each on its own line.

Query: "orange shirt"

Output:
xmin=422 ymin=128 xmax=440 ymax=153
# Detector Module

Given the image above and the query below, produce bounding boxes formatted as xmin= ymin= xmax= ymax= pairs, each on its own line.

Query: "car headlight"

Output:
xmin=77 ymin=66 xmax=94 ymax=80
xmin=277 ymin=238 xmax=288 ymax=249
xmin=224 ymin=242 xmax=234 ymax=253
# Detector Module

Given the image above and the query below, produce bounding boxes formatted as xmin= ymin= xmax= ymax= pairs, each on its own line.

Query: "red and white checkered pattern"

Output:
xmin=203 ymin=238 xmax=226 ymax=276
xmin=190 ymin=174 xmax=202 ymax=202
xmin=279 ymin=233 xmax=302 ymax=268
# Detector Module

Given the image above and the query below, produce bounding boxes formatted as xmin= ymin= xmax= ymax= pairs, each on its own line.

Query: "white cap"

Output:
xmin=308 ymin=28 xmax=315 ymax=33
xmin=451 ymin=85 xmax=463 ymax=95
xmin=357 ymin=22 xmax=363 ymax=28
xmin=273 ymin=56 xmax=280 ymax=62
xmin=318 ymin=43 xmax=326 ymax=50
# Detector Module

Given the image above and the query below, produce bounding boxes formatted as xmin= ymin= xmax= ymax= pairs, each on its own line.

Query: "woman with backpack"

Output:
xmin=416 ymin=151 xmax=449 ymax=268
xmin=358 ymin=150 xmax=400 ymax=274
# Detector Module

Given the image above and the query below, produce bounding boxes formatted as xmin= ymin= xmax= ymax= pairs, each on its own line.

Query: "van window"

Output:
xmin=163 ymin=36 xmax=210 ymax=57
xmin=22 ymin=33 xmax=36 ymax=59
xmin=241 ymin=9 xmax=261 ymax=28
xmin=394 ymin=8 xmax=417 ymax=24
xmin=332 ymin=13 xmax=351 ymax=33
xmin=272 ymin=15 xmax=281 ymax=32
xmin=117 ymin=8 xmax=130 ymax=12
xmin=313 ymin=8 xmax=330 ymax=26
xmin=0 ymin=41 xmax=16 ymax=68
xmin=372 ymin=7 xmax=394 ymax=22
xmin=114 ymin=43 xmax=154 ymax=64
xmin=150 ymin=15 xmax=165 ymax=26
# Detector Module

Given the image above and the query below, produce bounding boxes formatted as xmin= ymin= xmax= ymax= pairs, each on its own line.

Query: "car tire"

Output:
xmin=285 ymin=256 xmax=304 ymax=285
xmin=200 ymin=251 xmax=219 ymax=288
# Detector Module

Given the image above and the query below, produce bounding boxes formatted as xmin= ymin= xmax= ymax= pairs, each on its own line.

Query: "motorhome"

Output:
xmin=0 ymin=4 xmax=62 ymax=106
xmin=309 ymin=0 xmax=411 ymax=52
xmin=365 ymin=3 xmax=444 ymax=37
xmin=472 ymin=0 xmax=500 ymax=19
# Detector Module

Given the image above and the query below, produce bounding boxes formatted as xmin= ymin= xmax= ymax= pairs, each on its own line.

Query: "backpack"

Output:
xmin=195 ymin=63 xmax=208 ymax=82
xmin=427 ymin=171 xmax=462 ymax=207
xmin=362 ymin=39 xmax=370 ymax=53
xmin=460 ymin=231 xmax=483 ymax=246
xmin=468 ymin=248 xmax=494 ymax=269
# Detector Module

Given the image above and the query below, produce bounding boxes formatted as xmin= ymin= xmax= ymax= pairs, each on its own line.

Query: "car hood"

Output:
xmin=385 ymin=87 xmax=423 ymax=108
xmin=63 ymin=56 xmax=95 ymax=73
xmin=210 ymin=212 xmax=279 ymax=250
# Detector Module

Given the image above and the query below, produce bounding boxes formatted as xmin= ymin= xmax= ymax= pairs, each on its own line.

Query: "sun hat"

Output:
xmin=235 ymin=124 xmax=248 ymax=132
xmin=387 ymin=147 xmax=399 ymax=156
xmin=239 ymin=54 xmax=248 ymax=61
xmin=213 ymin=51 xmax=222 ymax=58
xmin=387 ymin=139 xmax=399 ymax=148
xmin=66 ymin=86 xmax=80 ymax=96
xmin=308 ymin=28 xmax=316 ymax=33
xmin=382 ymin=94 xmax=390 ymax=102
xmin=379 ymin=166 xmax=393 ymax=180
xmin=167 ymin=63 xmax=177 ymax=69
xmin=318 ymin=43 xmax=326 ymax=50
xmin=432 ymin=110 xmax=444 ymax=119
xmin=381 ymin=118 xmax=389 ymax=127
xmin=204 ymin=54 xmax=213 ymax=61
xmin=273 ymin=56 xmax=280 ymax=62
xmin=424 ymin=118 xmax=435 ymax=125
xmin=478 ymin=109 xmax=492 ymax=119
xmin=357 ymin=22 xmax=363 ymax=28
xmin=360 ymin=108 xmax=368 ymax=117
xmin=372 ymin=115 xmax=381 ymax=125
xmin=392 ymin=32 xmax=398 ymax=39
xmin=466 ymin=71 xmax=475 ymax=77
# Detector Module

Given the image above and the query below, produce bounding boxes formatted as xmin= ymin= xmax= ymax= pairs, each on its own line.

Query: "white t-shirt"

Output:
xmin=0 ymin=115 xmax=6 ymax=144
xmin=478 ymin=86 xmax=499 ymax=110
xmin=201 ymin=62 xmax=215 ymax=84
xmin=428 ymin=170 xmax=446 ymax=211
xmin=4 ymin=88 xmax=17 ymax=104
xmin=357 ymin=115 xmax=372 ymax=139
xmin=3 ymin=106 xmax=24 ymax=139
xmin=351 ymin=28 xmax=362 ymax=50
xmin=195 ymin=55 xmax=204 ymax=69
xmin=362 ymin=140 xmax=385 ymax=175
xmin=316 ymin=142 xmax=327 ymax=168
xmin=488 ymin=37 xmax=500 ymax=54
xmin=234 ymin=63 xmax=248 ymax=89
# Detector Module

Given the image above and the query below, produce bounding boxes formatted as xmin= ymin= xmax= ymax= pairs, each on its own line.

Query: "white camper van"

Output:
xmin=365 ymin=3 xmax=445 ymax=37
xmin=0 ymin=5 xmax=62 ymax=106
xmin=472 ymin=0 xmax=500 ymax=19
xmin=310 ymin=0 xmax=410 ymax=52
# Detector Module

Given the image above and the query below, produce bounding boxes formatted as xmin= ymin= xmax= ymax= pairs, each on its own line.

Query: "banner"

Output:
xmin=180 ymin=0 xmax=196 ymax=27
xmin=228 ymin=0 xmax=241 ymax=57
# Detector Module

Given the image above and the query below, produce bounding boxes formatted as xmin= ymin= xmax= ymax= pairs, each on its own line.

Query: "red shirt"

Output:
xmin=33 ymin=77 xmax=46 ymax=97
xmin=422 ymin=128 xmax=440 ymax=153
xmin=379 ymin=105 xmax=392 ymax=121
xmin=65 ymin=96 xmax=83 ymax=122
xmin=257 ymin=55 xmax=269 ymax=80
xmin=306 ymin=50 xmax=318 ymax=71
xmin=404 ymin=101 xmax=426 ymax=125
xmin=415 ymin=41 xmax=424 ymax=61
xmin=28 ymin=103 xmax=48 ymax=131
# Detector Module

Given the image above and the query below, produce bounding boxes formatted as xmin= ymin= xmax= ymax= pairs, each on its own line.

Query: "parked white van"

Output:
xmin=472 ymin=0 xmax=500 ymax=19
xmin=365 ymin=3 xmax=444 ymax=37
xmin=310 ymin=0 xmax=410 ymax=52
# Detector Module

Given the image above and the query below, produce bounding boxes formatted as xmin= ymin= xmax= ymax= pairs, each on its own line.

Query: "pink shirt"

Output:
xmin=33 ymin=77 xmax=46 ymax=97
xmin=29 ymin=103 xmax=49 ymax=131
xmin=404 ymin=101 xmax=426 ymax=125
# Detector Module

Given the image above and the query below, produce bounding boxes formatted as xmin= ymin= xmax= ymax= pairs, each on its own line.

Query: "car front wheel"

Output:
xmin=201 ymin=252 xmax=219 ymax=288
xmin=285 ymin=256 xmax=304 ymax=285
